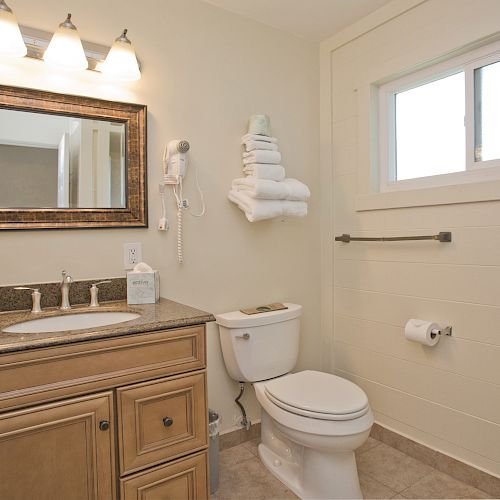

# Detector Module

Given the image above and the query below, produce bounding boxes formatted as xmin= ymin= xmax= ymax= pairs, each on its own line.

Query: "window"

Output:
xmin=377 ymin=40 xmax=500 ymax=192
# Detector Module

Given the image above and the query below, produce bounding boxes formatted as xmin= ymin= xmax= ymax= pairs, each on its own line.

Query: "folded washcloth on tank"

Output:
xmin=242 ymin=150 xmax=281 ymax=165
xmin=228 ymin=190 xmax=308 ymax=222
xmin=243 ymin=140 xmax=279 ymax=152
xmin=241 ymin=133 xmax=278 ymax=144
xmin=232 ymin=177 xmax=310 ymax=201
xmin=243 ymin=164 xmax=286 ymax=181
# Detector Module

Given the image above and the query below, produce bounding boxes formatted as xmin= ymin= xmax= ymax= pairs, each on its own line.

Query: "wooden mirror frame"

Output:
xmin=0 ymin=85 xmax=147 ymax=230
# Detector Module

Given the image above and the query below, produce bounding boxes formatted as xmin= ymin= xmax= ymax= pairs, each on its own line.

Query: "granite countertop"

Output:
xmin=0 ymin=298 xmax=215 ymax=354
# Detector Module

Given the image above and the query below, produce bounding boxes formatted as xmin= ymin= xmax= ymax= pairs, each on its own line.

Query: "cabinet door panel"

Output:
xmin=120 ymin=451 xmax=208 ymax=500
xmin=118 ymin=371 xmax=207 ymax=474
xmin=0 ymin=392 xmax=116 ymax=500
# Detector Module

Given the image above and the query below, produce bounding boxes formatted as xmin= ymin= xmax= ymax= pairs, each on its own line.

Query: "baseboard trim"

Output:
xmin=371 ymin=423 xmax=500 ymax=499
xmin=219 ymin=422 xmax=261 ymax=451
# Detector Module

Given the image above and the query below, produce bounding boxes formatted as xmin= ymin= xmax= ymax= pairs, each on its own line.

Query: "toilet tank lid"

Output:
xmin=215 ymin=303 xmax=302 ymax=328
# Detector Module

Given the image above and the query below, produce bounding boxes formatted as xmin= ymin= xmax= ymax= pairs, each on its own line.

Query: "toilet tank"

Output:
xmin=215 ymin=303 xmax=302 ymax=382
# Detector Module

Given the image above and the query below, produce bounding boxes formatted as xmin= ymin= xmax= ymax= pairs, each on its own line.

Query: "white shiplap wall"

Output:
xmin=327 ymin=0 xmax=500 ymax=477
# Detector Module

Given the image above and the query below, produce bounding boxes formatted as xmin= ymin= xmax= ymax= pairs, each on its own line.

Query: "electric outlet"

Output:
xmin=123 ymin=242 xmax=143 ymax=269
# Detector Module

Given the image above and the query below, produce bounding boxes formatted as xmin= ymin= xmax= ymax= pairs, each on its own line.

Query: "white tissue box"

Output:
xmin=127 ymin=271 xmax=160 ymax=304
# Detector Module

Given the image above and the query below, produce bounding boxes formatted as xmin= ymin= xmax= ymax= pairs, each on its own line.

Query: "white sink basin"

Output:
xmin=3 ymin=312 xmax=141 ymax=334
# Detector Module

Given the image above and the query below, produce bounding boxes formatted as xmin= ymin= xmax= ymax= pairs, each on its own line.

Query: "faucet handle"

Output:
xmin=92 ymin=280 xmax=112 ymax=287
xmin=14 ymin=287 xmax=42 ymax=313
xmin=89 ymin=280 xmax=111 ymax=307
xmin=61 ymin=270 xmax=73 ymax=283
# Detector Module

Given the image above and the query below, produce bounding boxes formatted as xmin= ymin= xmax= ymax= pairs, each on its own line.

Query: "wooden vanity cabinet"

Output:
xmin=0 ymin=324 xmax=209 ymax=500
xmin=0 ymin=392 xmax=116 ymax=500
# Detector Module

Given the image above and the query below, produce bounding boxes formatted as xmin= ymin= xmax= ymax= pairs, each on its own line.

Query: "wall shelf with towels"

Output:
xmin=334 ymin=232 xmax=452 ymax=243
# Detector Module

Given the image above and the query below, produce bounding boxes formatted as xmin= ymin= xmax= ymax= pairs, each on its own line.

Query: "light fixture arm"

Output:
xmin=117 ymin=29 xmax=131 ymax=44
xmin=59 ymin=13 xmax=77 ymax=30
xmin=0 ymin=0 xmax=13 ymax=13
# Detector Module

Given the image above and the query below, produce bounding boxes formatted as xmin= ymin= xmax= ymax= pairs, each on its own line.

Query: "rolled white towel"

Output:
xmin=232 ymin=178 xmax=310 ymax=201
xmin=243 ymin=164 xmax=286 ymax=181
xmin=228 ymin=190 xmax=307 ymax=222
xmin=243 ymin=140 xmax=278 ymax=152
xmin=242 ymin=150 xmax=281 ymax=165
xmin=241 ymin=133 xmax=278 ymax=144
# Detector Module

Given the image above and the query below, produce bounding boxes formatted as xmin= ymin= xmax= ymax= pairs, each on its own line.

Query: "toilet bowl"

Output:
xmin=215 ymin=304 xmax=373 ymax=499
xmin=254 ymin=371 xmax=373 ymax=499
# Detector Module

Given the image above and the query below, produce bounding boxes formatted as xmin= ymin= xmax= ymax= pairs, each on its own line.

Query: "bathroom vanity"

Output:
xmin=0 ymin=298 xmax=214 ymax=500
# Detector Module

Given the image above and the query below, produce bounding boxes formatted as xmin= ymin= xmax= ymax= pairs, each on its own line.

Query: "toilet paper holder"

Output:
xmin=430 ymin=326 xmax=452 ymax=339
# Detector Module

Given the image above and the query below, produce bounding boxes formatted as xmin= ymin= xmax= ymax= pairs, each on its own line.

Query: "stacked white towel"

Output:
xmin=229 ymin=130 xmax=311 ymax=222
xmin=228 ymin=190 xmax=307 ymax=223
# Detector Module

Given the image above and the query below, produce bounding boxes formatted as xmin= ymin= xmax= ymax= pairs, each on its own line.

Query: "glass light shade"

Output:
xmin=0 ymin=1 xmax=27 ymax=58
xmin=43 ymin=14 xmax=87 ymax=71
xmin=101 ymin=29 xmax=141 ymax=81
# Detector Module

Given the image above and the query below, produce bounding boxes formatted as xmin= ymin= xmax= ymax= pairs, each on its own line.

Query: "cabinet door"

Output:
xmin=0 ymin=392 xmax=116 ymax=500
xmin=121 ymin=451 xmax=208 ymax=500
xmin=118 ymin=371 xmax=207 ymax=474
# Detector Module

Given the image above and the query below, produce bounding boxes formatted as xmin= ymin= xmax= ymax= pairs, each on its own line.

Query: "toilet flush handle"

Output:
xmin=235 ymin=333 xmax=250 ymax=340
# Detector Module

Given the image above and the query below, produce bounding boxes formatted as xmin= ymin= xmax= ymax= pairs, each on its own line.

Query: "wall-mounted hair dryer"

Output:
xmin=163 ymin=139 xmax=190 ymax=185
xmin=159 ymin=139 xmax=205 ymax=264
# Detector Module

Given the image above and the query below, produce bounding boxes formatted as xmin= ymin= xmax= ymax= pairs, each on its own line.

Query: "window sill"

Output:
xmin=356 ymin=179 xmax=500 ymax=211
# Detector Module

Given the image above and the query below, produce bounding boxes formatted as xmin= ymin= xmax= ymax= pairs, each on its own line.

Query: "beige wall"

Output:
xmin=0 ymin=145 xmax=58 ymax=207
xmin=0 ymin=0 xmax=321 ymax=433
xmin=324 ymin=0 xmax=500 ymax=477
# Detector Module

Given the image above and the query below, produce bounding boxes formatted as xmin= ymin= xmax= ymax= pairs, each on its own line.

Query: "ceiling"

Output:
xmin=202 ymin=0 xmax=393 ymax=42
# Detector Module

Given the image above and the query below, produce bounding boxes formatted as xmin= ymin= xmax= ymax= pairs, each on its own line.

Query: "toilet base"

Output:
xmin=258 ymin=443 xmax=302 ymax=497
xmin=258 ymin=410 xmax=363 ymax=499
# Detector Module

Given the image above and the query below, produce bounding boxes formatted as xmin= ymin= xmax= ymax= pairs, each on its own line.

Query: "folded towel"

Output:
xmin=243 ymin=164 xmax=286 ymax=181
xmin=232 ymin=178 xmax=310 ymax=201
xmin=241 ymin=134 xmax=278 ymax=144
xmin=243 ymin=140 xmax=278 ymax=152
xmin=243 ymin=150 xmax=281 ymax=165
xmin=228 ymin=190 xmax=307 ymax=222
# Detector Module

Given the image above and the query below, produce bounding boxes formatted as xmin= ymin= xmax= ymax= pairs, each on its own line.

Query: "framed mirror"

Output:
xmin=0 ymin=85 xmax=147 ymax=229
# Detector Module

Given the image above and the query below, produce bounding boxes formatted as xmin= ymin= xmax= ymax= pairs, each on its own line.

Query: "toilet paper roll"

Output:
xmin=248 ymin=114 xmax=271 ymax=136
xmin=404 ymin=319 xmax=440 ymax=346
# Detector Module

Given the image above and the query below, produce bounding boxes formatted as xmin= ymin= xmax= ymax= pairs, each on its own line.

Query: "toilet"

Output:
xmin=215 ymin=303 xmax=373 ymax=499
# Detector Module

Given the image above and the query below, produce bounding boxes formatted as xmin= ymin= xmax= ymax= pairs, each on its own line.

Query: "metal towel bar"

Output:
xmin=334 ymin=232 xmax=452 ymax=243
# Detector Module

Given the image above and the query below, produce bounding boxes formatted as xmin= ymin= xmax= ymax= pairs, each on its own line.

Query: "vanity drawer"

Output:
xmin=0 ymin=325 xmax=205 ymax=411
xmin=117 ymin=370 xmax=207 ymax=475
xmin=120 ymin=450 xmax=208 ymax=500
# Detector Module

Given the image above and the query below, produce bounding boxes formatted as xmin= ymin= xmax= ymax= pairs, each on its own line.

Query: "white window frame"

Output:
xmin=377 ymin=39 xmax=500 ymax=193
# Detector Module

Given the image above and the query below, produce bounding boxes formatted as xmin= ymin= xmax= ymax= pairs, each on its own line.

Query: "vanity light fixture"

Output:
xmin=100 ymin=29 xmax=141 ymax=82
xmin=43 ymin=13 xmax=88 ymax=71
xmin=0 ymin=0 xmax=27 ymax=58
xmin=0 ymin=7 xmax=142 ymax=80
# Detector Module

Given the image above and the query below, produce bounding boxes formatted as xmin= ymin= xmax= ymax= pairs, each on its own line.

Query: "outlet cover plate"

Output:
xmin=123 ymin=242 xmax=143 ymax=269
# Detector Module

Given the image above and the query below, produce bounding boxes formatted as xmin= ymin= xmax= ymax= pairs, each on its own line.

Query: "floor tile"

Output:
xmin=356 ymin=437 xmax=382 ymax=456
xmin=359 ymin=471 xmax=398 ymax=499
xmin=213 ymin=456 xmax=298 ymax=500
xmin=219 ymin=443 xmax=255 ymax=468
xmin=242 ymin=437 xmax=260 ymax=457
xmin=357 ymin=442 xmax=434 ymax=492
xmin=400 ymin=470 xmax=491 ymax=499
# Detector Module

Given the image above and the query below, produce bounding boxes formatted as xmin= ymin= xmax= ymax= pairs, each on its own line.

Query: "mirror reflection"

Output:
xmin=0 ymin=109 xmax=126 ymax=209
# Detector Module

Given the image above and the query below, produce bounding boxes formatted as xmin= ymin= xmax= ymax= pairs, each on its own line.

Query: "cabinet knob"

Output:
xmin=163 ymin=416 xmax=174 ymax=427
xmin=99 ymin=420 xmax=110 ymax=431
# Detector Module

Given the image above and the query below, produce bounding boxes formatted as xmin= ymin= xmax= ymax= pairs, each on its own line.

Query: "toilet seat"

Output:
xmin=263 ymin=370 xmax=369 ymax=421
xmin=254 ymin=379 xmax=373 ymax=437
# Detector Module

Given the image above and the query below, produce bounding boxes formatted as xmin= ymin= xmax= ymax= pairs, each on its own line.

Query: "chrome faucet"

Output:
xmin=60 ymin=270 xmax=73 ymax=310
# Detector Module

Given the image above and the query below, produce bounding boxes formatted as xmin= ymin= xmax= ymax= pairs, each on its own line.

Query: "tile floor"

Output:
xmin=212 ymin=437 xmax=494 ymax=499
